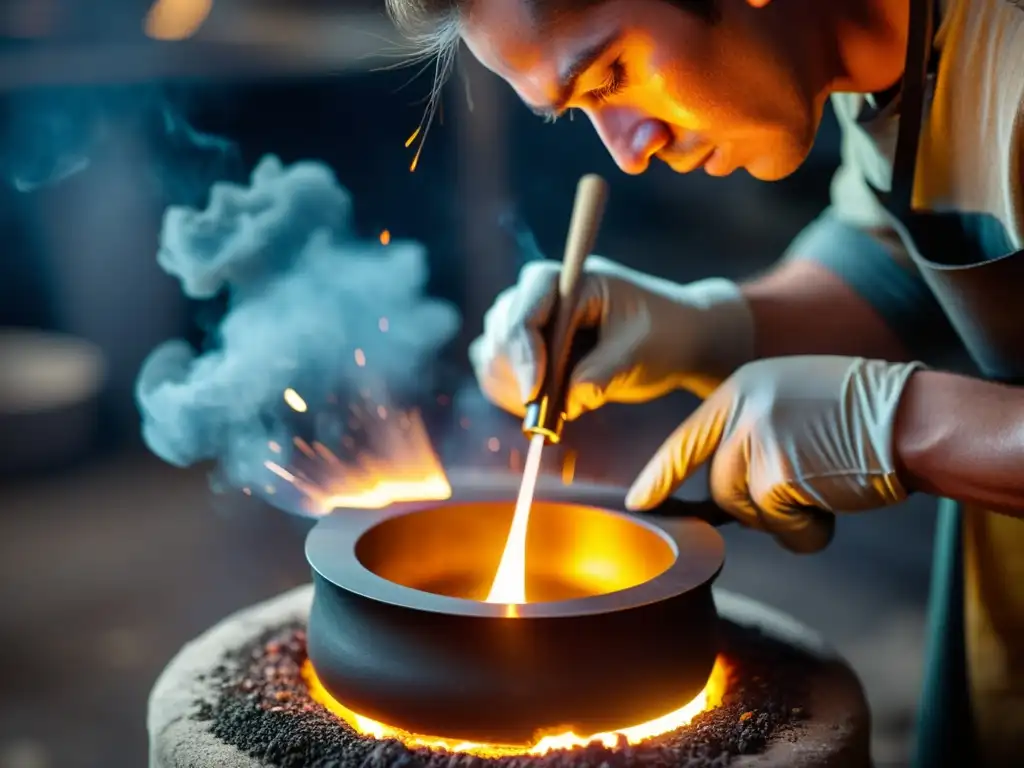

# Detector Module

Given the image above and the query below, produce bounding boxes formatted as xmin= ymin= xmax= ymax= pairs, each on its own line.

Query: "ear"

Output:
xmin=746 ymin=0 xmax=773 ymax=7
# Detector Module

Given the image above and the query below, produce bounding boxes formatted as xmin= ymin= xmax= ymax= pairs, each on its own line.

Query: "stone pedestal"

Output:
xmin=148 ymin=586 xmax=871 ymax=768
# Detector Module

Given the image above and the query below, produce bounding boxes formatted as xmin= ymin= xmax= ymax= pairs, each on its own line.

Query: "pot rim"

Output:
xmin=305 ymin=478 xmax=725 ymax=620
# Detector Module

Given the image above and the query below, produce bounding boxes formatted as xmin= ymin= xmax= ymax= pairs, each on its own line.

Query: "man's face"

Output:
xmin=461 ymin=0 xmax=826 ymax=180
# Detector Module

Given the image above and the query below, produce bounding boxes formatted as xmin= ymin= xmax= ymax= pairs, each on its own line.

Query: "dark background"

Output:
xmin=0 ymin=2 xmax=934 ymax=767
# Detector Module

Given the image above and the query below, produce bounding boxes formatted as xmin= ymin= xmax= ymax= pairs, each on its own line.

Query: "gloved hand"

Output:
xmin=624 ymin=355 xmax=924 ymax=552
xmin=469 ymin=257 xmax=755 ymax=420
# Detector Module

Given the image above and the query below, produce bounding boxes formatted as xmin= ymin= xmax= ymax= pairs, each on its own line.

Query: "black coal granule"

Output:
xmin=195 ymin=623 xmax=807 ymax=768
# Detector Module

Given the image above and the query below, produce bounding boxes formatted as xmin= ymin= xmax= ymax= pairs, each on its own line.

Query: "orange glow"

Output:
xmin=303 ymin=657 xmax=729 ymax=757
xmin=379 ymin=230 xmax=391 ymax=245
xmin=264 ymin=407 xmax=450 ymax=514
xmin=144 ymin=0 xmax=212 ymax=40
xmin=485 ymin=435 xmax=545 ymax=606
xmin=561 ymin=450 xmax=577 ymax=485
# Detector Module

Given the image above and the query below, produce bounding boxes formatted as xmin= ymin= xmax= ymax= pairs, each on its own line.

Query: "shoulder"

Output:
xmin=930 ymin=0 xmax=1024 ymax=243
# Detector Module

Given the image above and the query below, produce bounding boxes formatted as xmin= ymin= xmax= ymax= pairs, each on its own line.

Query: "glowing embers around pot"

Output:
xmin=302 ymin=657 xmax=731 ymax=758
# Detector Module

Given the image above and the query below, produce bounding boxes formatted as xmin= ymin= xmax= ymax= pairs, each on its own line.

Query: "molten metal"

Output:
xmin=303 ymin=657 xmax=730 ymax=757
xmin=485 ymin=434 xmax=545 ymax=608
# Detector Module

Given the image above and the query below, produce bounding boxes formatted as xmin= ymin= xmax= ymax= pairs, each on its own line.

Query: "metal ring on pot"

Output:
xmin=305 ymin=482 xmax=726 ymax=744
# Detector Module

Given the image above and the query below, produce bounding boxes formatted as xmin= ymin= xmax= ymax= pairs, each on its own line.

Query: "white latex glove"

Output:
xmin=469 ymin=257 xmax=754 ymax=420
xmin=625 ymin=356 xmax=924 ymax=552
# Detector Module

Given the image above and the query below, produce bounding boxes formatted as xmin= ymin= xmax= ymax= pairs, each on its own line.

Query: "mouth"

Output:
xmin=660 ymin=146 xmax=716 ymax=174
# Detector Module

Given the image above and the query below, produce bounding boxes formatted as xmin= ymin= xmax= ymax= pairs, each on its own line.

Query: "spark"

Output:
xmin=263 ymin=408 xmax=451 ymax=514
xmin=283 ymin=388 xmax=307 ymax=413
xmin=379 ymin=230 xmax=391 ymax=245
xmin=562 ymin=449 xmax=577 ymax=485
xmin=313 ymin=442 xmax=342 ymax=465
xmin=268 ymin=441 xmax=281 ymax=453
xmin=354 ymin=349 xmax=366 ymax=367
xmin=293 ymin=437 xmax=317 ymax=460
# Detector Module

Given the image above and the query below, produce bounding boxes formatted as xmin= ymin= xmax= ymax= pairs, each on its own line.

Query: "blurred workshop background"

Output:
xmin=0 ymin=1 xmax=934 ymax=767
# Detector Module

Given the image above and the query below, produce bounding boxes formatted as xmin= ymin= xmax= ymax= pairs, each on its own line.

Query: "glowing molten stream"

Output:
xmin=485 ymin=434 xmax=546 ymax=611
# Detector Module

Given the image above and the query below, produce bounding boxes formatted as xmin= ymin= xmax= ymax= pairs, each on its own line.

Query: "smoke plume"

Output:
xmin=3 ymin=87 xmax=240 ymax=200
xmin=136 ymin=155 xmax=460 ymax=506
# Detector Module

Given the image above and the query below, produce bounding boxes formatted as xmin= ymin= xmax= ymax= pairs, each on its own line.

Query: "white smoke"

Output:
xmin=136 ymin=155 xmax=460 ymax=493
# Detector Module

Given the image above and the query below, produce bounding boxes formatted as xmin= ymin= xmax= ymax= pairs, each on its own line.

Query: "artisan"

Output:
xmin=385 ymin=0 xmax=1024 ymax=765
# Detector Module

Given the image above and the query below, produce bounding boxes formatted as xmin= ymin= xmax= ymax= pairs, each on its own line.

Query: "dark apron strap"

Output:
xmin=874 ymin=0 xmax=934 ymax=217
xmin=884 ymin=1 xmax=974 ymax=765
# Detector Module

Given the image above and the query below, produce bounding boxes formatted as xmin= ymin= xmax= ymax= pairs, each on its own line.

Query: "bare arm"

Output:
xmin=740 ymin=259 xmax=911 ymax=362
xmin=896 ymin=370 xmax=1024 ymax=513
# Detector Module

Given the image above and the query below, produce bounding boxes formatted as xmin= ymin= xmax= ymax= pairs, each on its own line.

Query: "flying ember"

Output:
xmin=283 ymin=388 xmax=308 ymax=413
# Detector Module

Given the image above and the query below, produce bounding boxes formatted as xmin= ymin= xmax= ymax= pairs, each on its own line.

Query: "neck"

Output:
xmin=825 ymin=0 xmax=911 ymax=94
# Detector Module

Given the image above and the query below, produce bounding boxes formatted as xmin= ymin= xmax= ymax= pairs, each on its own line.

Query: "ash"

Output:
xmin=195 ymin=623 xmax=807 ymax=768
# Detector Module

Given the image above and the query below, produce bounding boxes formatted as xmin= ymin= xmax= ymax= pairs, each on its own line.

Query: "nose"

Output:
xmin=586 ymin=107 xmax=671 ymax=175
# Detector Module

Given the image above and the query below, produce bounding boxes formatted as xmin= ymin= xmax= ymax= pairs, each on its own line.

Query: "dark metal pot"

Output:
xmin=305 ymin=472 xmax=733 ymax=743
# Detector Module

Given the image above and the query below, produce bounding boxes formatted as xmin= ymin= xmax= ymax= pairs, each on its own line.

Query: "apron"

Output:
xmin=867 ymin=0 xmax=1024 ymax=764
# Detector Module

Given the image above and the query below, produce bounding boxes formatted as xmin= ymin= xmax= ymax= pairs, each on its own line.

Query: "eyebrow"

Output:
xmin=526 ymin=31 xmax=621 ymax=120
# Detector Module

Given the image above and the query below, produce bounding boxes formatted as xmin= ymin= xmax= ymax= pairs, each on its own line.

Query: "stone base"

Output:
xmin=148 ymin=586 xmax=871 ymax=768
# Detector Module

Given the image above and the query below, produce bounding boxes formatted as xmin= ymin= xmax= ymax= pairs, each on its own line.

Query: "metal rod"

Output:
xmin=522 ymin=174 xmax=609 ymax=444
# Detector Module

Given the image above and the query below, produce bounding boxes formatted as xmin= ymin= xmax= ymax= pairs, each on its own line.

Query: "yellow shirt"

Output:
xmin=824 ymin=1 xmax=1024 ymax=762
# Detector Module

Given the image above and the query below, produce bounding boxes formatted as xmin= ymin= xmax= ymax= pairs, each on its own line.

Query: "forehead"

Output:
xmin=461 ymin=0 xmax=617 ymax=88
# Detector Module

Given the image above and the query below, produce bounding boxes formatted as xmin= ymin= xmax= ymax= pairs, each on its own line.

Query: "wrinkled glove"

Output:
xmin=625 ymin=356 xmax=924 ymax=552
xmin=469 ymin=257 xmax=755 ymax=420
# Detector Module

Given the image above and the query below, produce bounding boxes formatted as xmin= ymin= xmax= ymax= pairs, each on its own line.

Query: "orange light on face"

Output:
xmin=303 ymin=657 xmax=729 ymax=757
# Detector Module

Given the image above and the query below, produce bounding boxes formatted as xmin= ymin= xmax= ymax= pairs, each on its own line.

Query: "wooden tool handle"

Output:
xmin=548 ymin=174 xmax=609 ymax=388
xmin=559 ymin=174 xmax=609 ymax=297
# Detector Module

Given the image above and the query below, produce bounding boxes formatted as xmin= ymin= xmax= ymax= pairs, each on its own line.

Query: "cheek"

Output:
xmin=632 ymin=62 xmax=732 ymax=131
xmin=647 ymin=69 xmax=709 ymax=127
xmin=631 ymin=36 xmax=737 ymax=130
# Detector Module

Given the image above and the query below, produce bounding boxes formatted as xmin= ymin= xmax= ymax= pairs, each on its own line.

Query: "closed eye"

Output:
xmin=589 ymin=58 xmax=628 ymax=103
xmin=540 ymin=53 xmax=628 ymax=124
